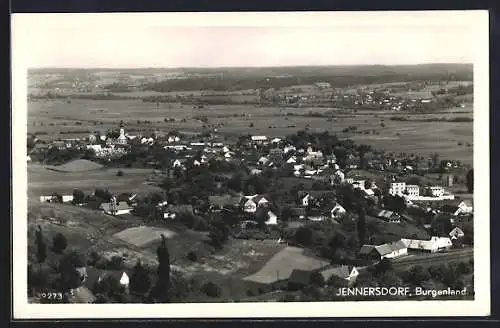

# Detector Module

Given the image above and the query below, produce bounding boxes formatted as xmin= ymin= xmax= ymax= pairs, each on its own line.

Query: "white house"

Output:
xmin=401 ymin=236 xmax=453 ymax=253
xmin=265 ymin=211 xmax=278 ymax=225
xmin=62 ymin=195 xmax=74 ymax=203
xmin=405 ymin=185 xmax=420 ymax=198
xmin=258 ymin=156 xmax=270 ymax=165
xmin=427 ymin=186 xmax=445 ymax=197
xmin=286 ymin=156 xmax=297 ymax=164
xmin=243 ymin=199 xmax=258 ymax=213
xmin=449 ymin=227 xmax=465 ymax=240
xmin=359 ymin=240 xmax=408 ymax=260
xmin=320 ymin=265 xmax=359 ymax=284
xmin=100 ymin=202 xmax=133 ymax=216
xmin=389 ymin=182 xmax=406 ymax=196
xmin=330 ymin=203 xmax=346 ymax=219
xmin=284 ymin=145 xmax=296 ymax=154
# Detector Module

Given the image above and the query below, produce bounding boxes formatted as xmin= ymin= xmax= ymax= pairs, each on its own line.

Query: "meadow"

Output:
xmin=27 ymin=164 xmax=161 ymax=199
xmin=28 ymin=96 xmax=473 ymax=165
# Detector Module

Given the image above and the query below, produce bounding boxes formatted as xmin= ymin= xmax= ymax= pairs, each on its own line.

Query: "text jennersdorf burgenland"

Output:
xmin=336 ymin=287 xmax=468 ymax=297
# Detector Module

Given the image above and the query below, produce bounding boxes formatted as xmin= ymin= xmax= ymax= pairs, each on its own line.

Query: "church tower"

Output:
xmin=118 ymin=121 xmax=127 ymax=145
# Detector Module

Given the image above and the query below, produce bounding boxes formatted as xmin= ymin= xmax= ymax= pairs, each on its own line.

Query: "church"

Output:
xmin=117 ymin=121 xmax=128 ymax=145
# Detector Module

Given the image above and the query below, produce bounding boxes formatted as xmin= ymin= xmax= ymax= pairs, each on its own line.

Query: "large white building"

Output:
xmin=389 ymin=182 xmax=406 ymax=196
xmin=405 ymin=185 xmax=420 ymax=198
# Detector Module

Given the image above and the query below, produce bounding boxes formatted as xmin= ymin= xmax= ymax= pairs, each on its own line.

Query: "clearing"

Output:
xmin=113 ymin=226 xmax=178 ymax=247
xmin=243 ymin=246 xmax=330 ymax=284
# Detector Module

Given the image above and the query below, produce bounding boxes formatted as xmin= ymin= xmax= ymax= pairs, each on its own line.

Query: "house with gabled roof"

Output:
xmin=241 ymin=194 xmax=270 ymax=213
xmin=358 ymin=240 xmax=408 ymax=260
xmin=401 ymin=236 xmax=453 ymax=253
xmin=449 ymin=227 xmax=465 ymax=240
xmin=376 ymin=209 xmax=401 ymax=223
xmin=320 ymin=265 xmax=359 ymax=286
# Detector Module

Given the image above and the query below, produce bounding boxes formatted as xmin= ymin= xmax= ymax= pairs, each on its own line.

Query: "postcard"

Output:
xmin=11 ymin=10 xmax=490 ymax=318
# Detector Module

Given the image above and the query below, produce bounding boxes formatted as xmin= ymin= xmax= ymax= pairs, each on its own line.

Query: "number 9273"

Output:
xmin=37 ymin=292 xmax=64 ymax=302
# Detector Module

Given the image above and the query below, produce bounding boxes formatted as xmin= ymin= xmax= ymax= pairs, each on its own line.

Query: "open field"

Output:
xmin=28 ymin=164 xmax=161 ymax=199
xmin=243 ymin=246 xmax=330 ymax=284
xmin=45 ymin=159 xmax=104 ymax=172
xmin=113 ymin=226 xmax=178 ymax=247
xmin=28 ymin=98 xmax=473 ymax=165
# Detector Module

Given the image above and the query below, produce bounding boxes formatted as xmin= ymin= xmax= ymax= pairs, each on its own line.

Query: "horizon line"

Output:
xmin=28 ymin=62 xmax=473 ymax=70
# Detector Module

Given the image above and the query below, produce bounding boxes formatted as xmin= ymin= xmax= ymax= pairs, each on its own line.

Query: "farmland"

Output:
xmin=28 ymin=97 xmax=473 ymax=165
xmin=27 ymin=163 xmax=161 ymax=199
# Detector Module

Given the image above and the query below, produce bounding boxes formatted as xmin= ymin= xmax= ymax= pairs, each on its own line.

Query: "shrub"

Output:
xmin=116 ymin=170 xmax=124 ymax=176
xmin=52 ymin=233 xmax=68 ymax=254
xmin=201 ymin=281 xmax=222 ymax=297
xmin=187 ymin=251 xmax=198 ymax=262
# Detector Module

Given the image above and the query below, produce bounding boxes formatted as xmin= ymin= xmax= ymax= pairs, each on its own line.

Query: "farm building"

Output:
xmin=376 ymin=210 xmax=401 ymax=223
xmin=359 ymin=240 xmax=408 ymax=260
xmin=100 ymin=202 xmax=133 ymax=216
xmin=401 ymin=236 xmax=453 ymax=253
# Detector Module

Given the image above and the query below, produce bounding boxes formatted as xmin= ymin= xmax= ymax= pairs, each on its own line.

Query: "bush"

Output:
xmin=116 ymin=170 xmax=124 ymax=176
xmin=201 ymin=281 xmax=222 ymax=297
xmin=187 ymin=251 xmax=198 ymax=262
xmin=52 ymin=233 xmax=68 ymax=254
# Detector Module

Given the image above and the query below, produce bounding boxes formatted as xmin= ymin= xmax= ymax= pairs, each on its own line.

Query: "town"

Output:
xmin=27 ymin=99 xmax=474 ymax=304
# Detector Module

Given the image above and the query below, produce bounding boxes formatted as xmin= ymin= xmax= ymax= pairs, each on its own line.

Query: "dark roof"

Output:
xmin=358 ymin=245 xmax=376 ymax=256
xmin=374 ymin=240 xmax=407 ymax=256
xmin=298 ymin=190 xmax=336 ymax=199
xmin=288 ymin=269 xmax=313 ymax=285
xmin=167 ymin=204 xmax=194 ymax=214
xmin=441 ymin=204 xmax=460 ymax=214
xmin=208 ymin=195 xmax=241 ymax=207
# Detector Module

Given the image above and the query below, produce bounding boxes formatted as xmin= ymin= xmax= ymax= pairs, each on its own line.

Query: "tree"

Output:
xmin=201 ymin=281 xmax=222 ymax=297
xmin=294 ymin=227 xmax=314 ymax=246
xmin=72 ymin=189 xmax=85 ymax=205
xmin=58 ymin=250 xmax=86 ymax=292
xmin=466 ymin=169 xmax=473 ymax=193
xmin=153 ymin=234 xmax=171 ymax=301
xmin=130 ymin=260 xmax=151 ymax=295
xmin=52 ymin=233 xmax=68 ymax=254
xmin=35 ymin=226 xmax=47 ymax=267
xmin=310 ymin=271 xmax=325 ymax=287
xmin=280 ymin=206 xmax=293 ymax=222
xmin=357 ymin=206 xmax=367 ymax=246
xmin=431 ymin=153 xmax=439 ymax=168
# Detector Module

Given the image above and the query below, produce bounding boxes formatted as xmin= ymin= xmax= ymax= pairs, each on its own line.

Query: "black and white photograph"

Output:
xmin=11 ymin=11 xmax=490 ymax=318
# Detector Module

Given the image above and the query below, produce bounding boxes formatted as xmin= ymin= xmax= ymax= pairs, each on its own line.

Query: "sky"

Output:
xmin=12 ymin=11 xmax=485 ymax=68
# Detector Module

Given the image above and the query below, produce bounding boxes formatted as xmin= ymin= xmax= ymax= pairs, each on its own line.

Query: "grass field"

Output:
xmin=28 ymin=164 xmax=161 ymax=199
xmin=113 ymin=226 xmax=178 ymax=247
xmin=243 ymin=246 xmax=330 ymax=284
xmin=28 ymin=98 xmax=473 ymax=165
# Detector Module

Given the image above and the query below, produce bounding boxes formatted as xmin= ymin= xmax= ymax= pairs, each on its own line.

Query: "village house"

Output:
xmin=251 ymin=135 xmax=268 ymax=145
xmin=376 ymin=209 xmax=401 ymax=223
xmin=100 ymin=201 xmax=133 ymax=216
xmin=401 ymin=236 xmax=453 ymax=253
xmin=241 ymin=195 xmax=270 ymax=213
xmin=208 ymin=195 xmax=241 ymax=212
xmin=320 ymin=265 xmax=359 ymax=286
xmin=298 ymin=190 xmax=335 ymax=208
xmin=358 ymin=240 xmax=408 ymax=260
xmin=449 ymin=227 xmax=465 ymax=240
xmin=330 ymin=203 xmax=347 ymax=220
xmin=441 ymin=199 xmax=473 ymax=216
xmin=426 ymin=186 xmax=445 ymax=197
xmin=389 ymin=182 xmax=407 ymax=196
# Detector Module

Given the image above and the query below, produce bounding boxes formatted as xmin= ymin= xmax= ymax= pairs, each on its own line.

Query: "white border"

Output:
xmin=12 ymin=11 xmax=490 ymax=319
